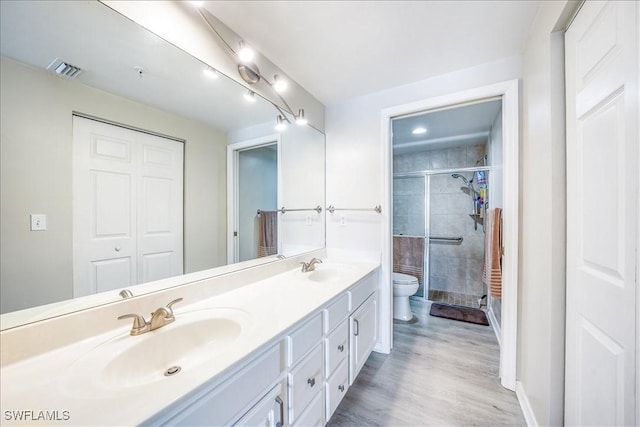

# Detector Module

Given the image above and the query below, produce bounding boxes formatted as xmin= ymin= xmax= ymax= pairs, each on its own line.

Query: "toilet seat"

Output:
xmin=393 ymin=272 xmax=419 ymax=285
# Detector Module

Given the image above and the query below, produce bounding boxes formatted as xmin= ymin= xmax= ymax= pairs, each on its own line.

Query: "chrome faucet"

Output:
xmin=118 ymin=297 xmax=183 ymax=336
xmin=300 ymin=257 xmax=322 ymax=272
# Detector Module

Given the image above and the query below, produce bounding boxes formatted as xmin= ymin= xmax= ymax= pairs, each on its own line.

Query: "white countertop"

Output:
xmin=0 ymin=257 xmax=379 ymax=426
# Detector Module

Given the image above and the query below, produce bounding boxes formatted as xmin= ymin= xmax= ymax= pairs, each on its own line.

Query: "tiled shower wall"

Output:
xmin=393 ymin=144 xmax=487 ymax=298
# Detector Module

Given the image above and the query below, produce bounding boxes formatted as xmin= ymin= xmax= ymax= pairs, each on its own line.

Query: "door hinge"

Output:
xmin=233 ymin=231 xmax=238 ymax=237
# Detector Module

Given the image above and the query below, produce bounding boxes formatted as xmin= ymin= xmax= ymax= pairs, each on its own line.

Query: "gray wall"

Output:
xmin=1 ymin=57 xmax=228 ymax=313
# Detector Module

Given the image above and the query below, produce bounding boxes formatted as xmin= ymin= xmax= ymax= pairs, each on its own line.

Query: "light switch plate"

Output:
xmin=30 ymin=214 xmax=47 ymax=231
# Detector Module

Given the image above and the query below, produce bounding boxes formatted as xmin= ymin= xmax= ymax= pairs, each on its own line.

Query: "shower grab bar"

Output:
xmin=257 ymin=206 xmax=322 ymax=215
xmin=326 ymin=205 xmax=382 ymax=214
xmin=429 ymin=236 xmax=463 ymax=243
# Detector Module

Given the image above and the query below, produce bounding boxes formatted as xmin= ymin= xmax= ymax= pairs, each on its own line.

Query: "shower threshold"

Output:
xmin=427 ymin=290 xmax=484 ymax=309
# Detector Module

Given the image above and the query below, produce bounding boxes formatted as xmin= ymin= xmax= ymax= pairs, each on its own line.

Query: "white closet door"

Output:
xmin=136 ymin=131 xmax=184 ymax=284
xmin=73 ymin=117 xmax=183 ymax=296
xmin=565 ymin=1 xmax=638 ymax=425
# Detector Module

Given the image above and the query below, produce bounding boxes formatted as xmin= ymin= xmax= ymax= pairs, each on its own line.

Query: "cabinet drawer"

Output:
xmin=292 ymin=390 xmax=323 ymax=427
xmin=325 ymin=359 xmax=349 ymax=421
xmin=349 ymin=270 xmax=378 ymax=311
xmin=289 ymin=313 xmax=323 ymax=366
xmin=324 ymin=293 xmax=349 ymax=333
xmin=288 ymin=344 xmax=323 ymax=424
xmin=325 ymin=320 xmax=348 ymax=377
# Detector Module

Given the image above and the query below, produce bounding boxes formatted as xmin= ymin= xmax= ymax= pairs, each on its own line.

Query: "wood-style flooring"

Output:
xmin=327 ymin=300 xmax=525 ymax=426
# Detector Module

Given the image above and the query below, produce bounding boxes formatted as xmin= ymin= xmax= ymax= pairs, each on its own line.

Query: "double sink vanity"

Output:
xmin=0 ymin=252 xmax=380 ymax=426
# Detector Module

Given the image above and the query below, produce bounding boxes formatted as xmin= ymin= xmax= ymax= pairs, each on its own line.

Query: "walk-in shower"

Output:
xmin=393 ymin=166 xmax=490 ymax=307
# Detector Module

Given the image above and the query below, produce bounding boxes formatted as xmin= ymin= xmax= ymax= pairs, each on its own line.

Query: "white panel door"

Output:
xmin=73 ymin=117 xmax=183 ymax=296
xmin=137 ymin=132 xmax=184 ymax=283
xmin=73 ymin=117 xmax=137 ymax=296
xmin=565 ymin=1 xmax=638 ymax=426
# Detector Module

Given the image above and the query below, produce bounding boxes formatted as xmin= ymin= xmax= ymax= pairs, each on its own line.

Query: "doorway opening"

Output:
xmin=381 ymin=80 xmax=519 ymax=390
xmin=227 ymin=135 xmax=281 ymax=264
xmin=392 ymin=99 xmax=500 ymax=317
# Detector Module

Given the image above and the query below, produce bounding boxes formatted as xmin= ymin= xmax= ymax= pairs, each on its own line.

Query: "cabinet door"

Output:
xmin=234 ymin=383 xmax=285 ymax=427
xmin=349 ymin=292 xmax=377 ymax=385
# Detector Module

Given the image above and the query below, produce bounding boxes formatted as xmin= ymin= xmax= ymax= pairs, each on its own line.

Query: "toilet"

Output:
xmin=393 ymin=272 xmax=420 ymax=321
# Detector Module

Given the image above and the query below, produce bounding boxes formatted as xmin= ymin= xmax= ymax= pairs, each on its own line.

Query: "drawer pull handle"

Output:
xmin=307 ymin=377 xmax=316 ymax=387
xmin=338 ymin=384 xmax=345 ymax=392
xmin=275 ymin=396 xmax=284 ymax=427
xmin=354 ymin=319 xmax=359 ymax=336
xmin=338 ymin=344 xmax=344 ymax=352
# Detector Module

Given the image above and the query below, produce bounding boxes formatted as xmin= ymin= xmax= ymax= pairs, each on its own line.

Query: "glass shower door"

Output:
xmin=392 ymin=175 xmax=428 ymax=298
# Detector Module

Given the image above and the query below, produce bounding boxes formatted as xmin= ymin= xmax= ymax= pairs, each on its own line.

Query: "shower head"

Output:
xmin=451 ymin=173 xmax=472 ymax=186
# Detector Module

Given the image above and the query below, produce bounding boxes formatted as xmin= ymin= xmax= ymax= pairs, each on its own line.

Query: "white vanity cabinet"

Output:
xmin=287 ymin=313 xmax=324 ymax=425
xmin=152 ymin=341 xmax=287 ymax=426
xmin=146 ymin=267 xmax=379 ymax=427
xmin=347 ymin=270 xmax=378 ymax=385
xmin=349 ymin=292 xmax=377 ymax=385
xmin=323 ymin=294 xmax=350 ymax=421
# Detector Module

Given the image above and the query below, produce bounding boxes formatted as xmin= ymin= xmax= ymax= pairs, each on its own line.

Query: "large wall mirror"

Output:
xmin=0 ymin=1 xmax=325 ymax=328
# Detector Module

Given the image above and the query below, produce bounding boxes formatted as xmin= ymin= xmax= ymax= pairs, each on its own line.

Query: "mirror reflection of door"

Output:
xmin=72 ymin=116 xmax=184 ymax=297
xmin=237 ymin=143 xmax=278 ymax=262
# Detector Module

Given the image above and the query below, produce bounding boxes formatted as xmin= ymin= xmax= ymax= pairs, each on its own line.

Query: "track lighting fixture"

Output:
xmin=238 ymin=41 xmax=255 ymax=63
xmin=295 ymin=109 xmax=308 ymax=126
xmin=275 ymin=115 xmax=287 ymax=131
xmin=194 ymin=10 xmax=311 ymax=127
xmin=244 ymin=90 xmax=256 ymax=103
xmin=203 ymin=66 xmax=218 ymax=79
xmin=273 ymin=74 xmax=287 ymax=93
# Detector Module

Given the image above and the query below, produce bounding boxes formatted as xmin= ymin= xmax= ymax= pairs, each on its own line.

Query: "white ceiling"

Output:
xmin=202 ymin=1 xmax=541 ymax=105
xmin=0 ymin=1 xmax=277 ymax=133
xmin=392 ymin=99 xmax=502 ymax=155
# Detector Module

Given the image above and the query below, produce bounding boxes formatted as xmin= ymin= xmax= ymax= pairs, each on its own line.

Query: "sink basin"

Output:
xmin=62 ymin=307 xmax=250 ymax=396
xmin=307 ymin=264 xmax=357 ymax=283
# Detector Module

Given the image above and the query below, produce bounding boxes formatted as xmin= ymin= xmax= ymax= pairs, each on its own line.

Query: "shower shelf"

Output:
xmin=469 ymin=213 xmax=485 ymax=232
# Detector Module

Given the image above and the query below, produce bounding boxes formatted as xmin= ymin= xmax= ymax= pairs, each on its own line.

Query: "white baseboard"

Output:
xmin=488 ymin=306 xmax=501 ymax=347
xmin=516 ymin=381 xmax=538 ymax=427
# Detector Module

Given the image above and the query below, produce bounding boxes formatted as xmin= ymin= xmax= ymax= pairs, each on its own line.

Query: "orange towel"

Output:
xmin=482 ymin=208 xmax=502 ymax=298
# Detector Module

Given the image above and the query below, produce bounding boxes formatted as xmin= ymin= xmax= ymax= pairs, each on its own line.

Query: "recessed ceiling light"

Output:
xmin=412 ymin=127 xmax=427 ymax=135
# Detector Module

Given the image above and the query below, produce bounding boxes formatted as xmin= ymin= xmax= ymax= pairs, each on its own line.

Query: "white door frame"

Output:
xmin=381 ymin=79 xmax=519 ymax=391
xmin=226 ymin=134 xmax=281 ymax=264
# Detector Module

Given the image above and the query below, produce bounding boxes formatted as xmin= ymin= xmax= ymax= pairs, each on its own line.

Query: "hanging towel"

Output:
xmin=393 ymin=236 xmax=425 ymax=286
xmin=257 ymin=211 xmax=277 ymax=257
xmin=482 ymin=208 xmax=503 ymax=298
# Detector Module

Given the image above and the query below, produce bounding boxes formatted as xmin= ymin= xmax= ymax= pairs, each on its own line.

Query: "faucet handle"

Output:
xmin=117 ymin=313 xmax=149 ymax=335
xmin=165 ymin=298 xmax=183 ymax=317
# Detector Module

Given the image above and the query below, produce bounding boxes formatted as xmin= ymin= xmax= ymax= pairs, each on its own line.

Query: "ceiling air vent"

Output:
xmin=46 ymin=58 xmax=82 ymax=79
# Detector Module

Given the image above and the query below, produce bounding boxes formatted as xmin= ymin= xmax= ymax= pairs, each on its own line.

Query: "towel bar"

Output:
xmin=257 ymin=206 xmax=322 ymax=215
xmin=429 ymin=236 xmax=463 ymax=243
xmin=326 ymin=205 xmax=382 ymax=214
